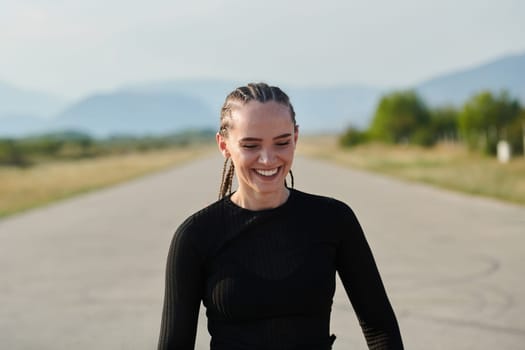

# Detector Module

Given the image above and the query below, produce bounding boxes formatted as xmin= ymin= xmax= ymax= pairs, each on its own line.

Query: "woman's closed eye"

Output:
xmin=241 ymin=141 xmax=290 ymax=149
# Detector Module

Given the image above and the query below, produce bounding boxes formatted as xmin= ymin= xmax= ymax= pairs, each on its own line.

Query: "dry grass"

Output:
xmin=3 ymin=136 xmax=524 ymax=218
xmin=297 ymin=135 xmax=525 ymax=206
xmin=0 ymin=145 xmax=214 ymax=218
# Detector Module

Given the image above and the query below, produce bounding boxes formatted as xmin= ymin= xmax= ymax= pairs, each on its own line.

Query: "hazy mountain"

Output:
xmin=416 ymin=51 xmax=525 ymax=106
xmin=0 ymin=114 xmax=50 ymax=137
xmin=286 ymin=85 xmax=383 ymax=131
xmin=123 ymin=79 xmax=238 ymax=114
xmin=50 ymin=91 xmax=215 ymax=137
xmin=0 ymin=81 xmax=66 ymax=117
xmin=2 ymin=51 xmax=524 ymax=138
xmin=124 ymin=80 xmax=382 ymax=132
xmin=122 ymin=50 xmax=525 ymax=131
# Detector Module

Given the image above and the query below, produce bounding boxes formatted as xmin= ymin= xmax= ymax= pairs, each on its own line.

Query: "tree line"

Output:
xmin=0 ymin=129 xmax=215 ymax=167
xmin=340 ymin=90 xmax=525 ymax=156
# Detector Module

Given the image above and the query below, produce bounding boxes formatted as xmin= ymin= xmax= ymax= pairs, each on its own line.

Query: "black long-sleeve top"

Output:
xmin=158 ymin=189 xmax=403 ymax=349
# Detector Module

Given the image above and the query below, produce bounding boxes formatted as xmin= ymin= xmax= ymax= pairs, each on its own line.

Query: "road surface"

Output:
xmin=1 ymin=155 xmax=524 ymax=349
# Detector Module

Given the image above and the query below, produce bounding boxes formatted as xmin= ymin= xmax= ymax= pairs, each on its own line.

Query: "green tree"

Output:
xmin=0 ymin=139 xmax=30 ymax=166
xmin=505 ymin=108 xmax=525 ymax=155
xmin=368 ymin=90 xmax=431 ymax=145
xmin=339 ymin=125 xmax=368 ymax=147
xmin=429 ymin=106 xmax=459 ymax=143
xmin=458 ymin=90 xmax=521 ymax=154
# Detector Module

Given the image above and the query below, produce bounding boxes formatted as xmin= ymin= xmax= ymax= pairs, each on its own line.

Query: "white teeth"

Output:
xmin=255 ymin=168 xmax=279 ymax=177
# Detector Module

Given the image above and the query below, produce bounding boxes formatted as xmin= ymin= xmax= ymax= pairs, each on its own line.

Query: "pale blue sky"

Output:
xmin=1 ymin=0 xmax=524 ymax=99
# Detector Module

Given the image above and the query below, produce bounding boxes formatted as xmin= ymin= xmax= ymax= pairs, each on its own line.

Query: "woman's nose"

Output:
xmin=258 ymin=149 xmax=275 ymax=164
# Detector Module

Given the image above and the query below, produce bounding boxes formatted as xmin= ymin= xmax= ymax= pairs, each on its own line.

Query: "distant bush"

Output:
xmin=368 ymin=90 xmax=431 ymax=145
xmin=340 ymin=89 xmax=524 ymax=156
xmin=0 ymin=128 xmax=215 ymax=167
xmin=428 ymin=106 xmax=459 ymax=144
xmin=505 ymin=110 xmax=525 ymax=155
xmin=339 ymin=126 xmax=368 ymax=147
xmin=410 ymin=128 xmax=435 ymax=147
xmin=458 ymin=90 xmax=522 ymax=154
xmin=0 ymin=139 xmax=31 ymax=166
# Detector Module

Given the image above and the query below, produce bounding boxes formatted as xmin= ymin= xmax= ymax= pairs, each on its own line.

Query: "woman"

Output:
xmin=158 ymin=83 xmax=404 ymax=349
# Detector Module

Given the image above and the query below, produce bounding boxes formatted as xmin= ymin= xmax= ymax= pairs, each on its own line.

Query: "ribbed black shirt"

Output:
xmin=158 ymin=189 xmax=403 ymax=349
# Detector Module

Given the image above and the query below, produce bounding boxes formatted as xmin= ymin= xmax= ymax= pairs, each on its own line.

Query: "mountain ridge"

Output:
xmin=1 ymin=51 xmax=524 ymax=137
xmin=0 ymin=81 xmax=67 ymax=117
xmin=417 ymin=51 xmax=525 ymax=106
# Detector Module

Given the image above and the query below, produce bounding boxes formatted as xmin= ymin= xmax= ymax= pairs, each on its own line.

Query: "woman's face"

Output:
xmin=217 ymin=100 xmax=298 ymax=201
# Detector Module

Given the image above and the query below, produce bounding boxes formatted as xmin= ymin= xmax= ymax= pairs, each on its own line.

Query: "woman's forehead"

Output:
xmin=230 ymin=117 xmax=295 ymax=139
xmin=230 ymin=101 xmax=293 ymax=124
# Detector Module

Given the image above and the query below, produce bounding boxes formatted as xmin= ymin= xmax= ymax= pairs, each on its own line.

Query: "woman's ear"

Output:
xmin=216 ymin=132 xmax=230 ymax=158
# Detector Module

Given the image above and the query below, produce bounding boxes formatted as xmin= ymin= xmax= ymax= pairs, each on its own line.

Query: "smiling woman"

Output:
xmin=157 ymin=83 xmax=404 ymax=350
xmin=216 ymin=99 xmax=298 ymax=210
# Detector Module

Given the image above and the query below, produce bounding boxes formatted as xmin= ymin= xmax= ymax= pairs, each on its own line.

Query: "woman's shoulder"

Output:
xmin=172 ymin=198 xmax=227 ymax=241
xmin=290 ymin=189 xmax=361 ymax=237
xmin=291 ymin=188 xmax=353 ymax=213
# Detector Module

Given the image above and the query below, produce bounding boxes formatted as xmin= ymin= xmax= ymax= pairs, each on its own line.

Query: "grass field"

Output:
xmin=2 ymin=136 xmax=524 ymax=219
xmin=297 ymin=135 xmax=525 ymax=206
xmin=0 ymin=145 xmax=214 ymax=218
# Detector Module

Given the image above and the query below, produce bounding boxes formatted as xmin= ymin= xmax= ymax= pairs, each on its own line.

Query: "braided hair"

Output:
xmin=218 ymin=83 xmax=297 ymax=199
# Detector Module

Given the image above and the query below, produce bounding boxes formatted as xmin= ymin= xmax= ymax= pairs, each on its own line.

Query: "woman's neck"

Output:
xmin=231 ymin=187 xmax=290 ymax=211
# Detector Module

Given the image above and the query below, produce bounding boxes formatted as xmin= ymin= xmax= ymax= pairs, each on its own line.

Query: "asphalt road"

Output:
xmin=1 ymin=155 xmax=524 ymax=349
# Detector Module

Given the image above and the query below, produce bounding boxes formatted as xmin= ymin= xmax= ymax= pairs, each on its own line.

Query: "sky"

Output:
xmin=1 ymin=0 xmax=524 ymax=99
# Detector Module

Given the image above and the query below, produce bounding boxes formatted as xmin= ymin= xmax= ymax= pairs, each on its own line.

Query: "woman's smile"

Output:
xmin=254 ymin=167 xmax=280 ymax=177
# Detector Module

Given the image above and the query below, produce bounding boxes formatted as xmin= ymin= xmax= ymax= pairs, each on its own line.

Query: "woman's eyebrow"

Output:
xmin=239 ymin=133 xmax=292 ymax=142
xmin=273 ymin=133 xmax=292 ymax=140
xmin=239 ymin=137 xmax=262 ymax=142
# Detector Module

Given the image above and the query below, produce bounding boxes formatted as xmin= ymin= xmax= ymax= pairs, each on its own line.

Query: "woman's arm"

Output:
xmin=335 ymin=204 xmax=404 ymax=350
xmin=158 ymin=218 xmax=204 ymax=350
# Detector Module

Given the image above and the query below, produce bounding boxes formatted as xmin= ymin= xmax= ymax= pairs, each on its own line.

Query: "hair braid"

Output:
xmin=219 ymin=158 xmax=235 ymax=199
xmin=219 ymin=158 xmax=229 ymax=199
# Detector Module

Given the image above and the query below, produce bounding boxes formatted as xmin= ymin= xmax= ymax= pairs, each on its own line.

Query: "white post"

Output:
xmin=497 ymin=140 xmax=511 ymax=163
